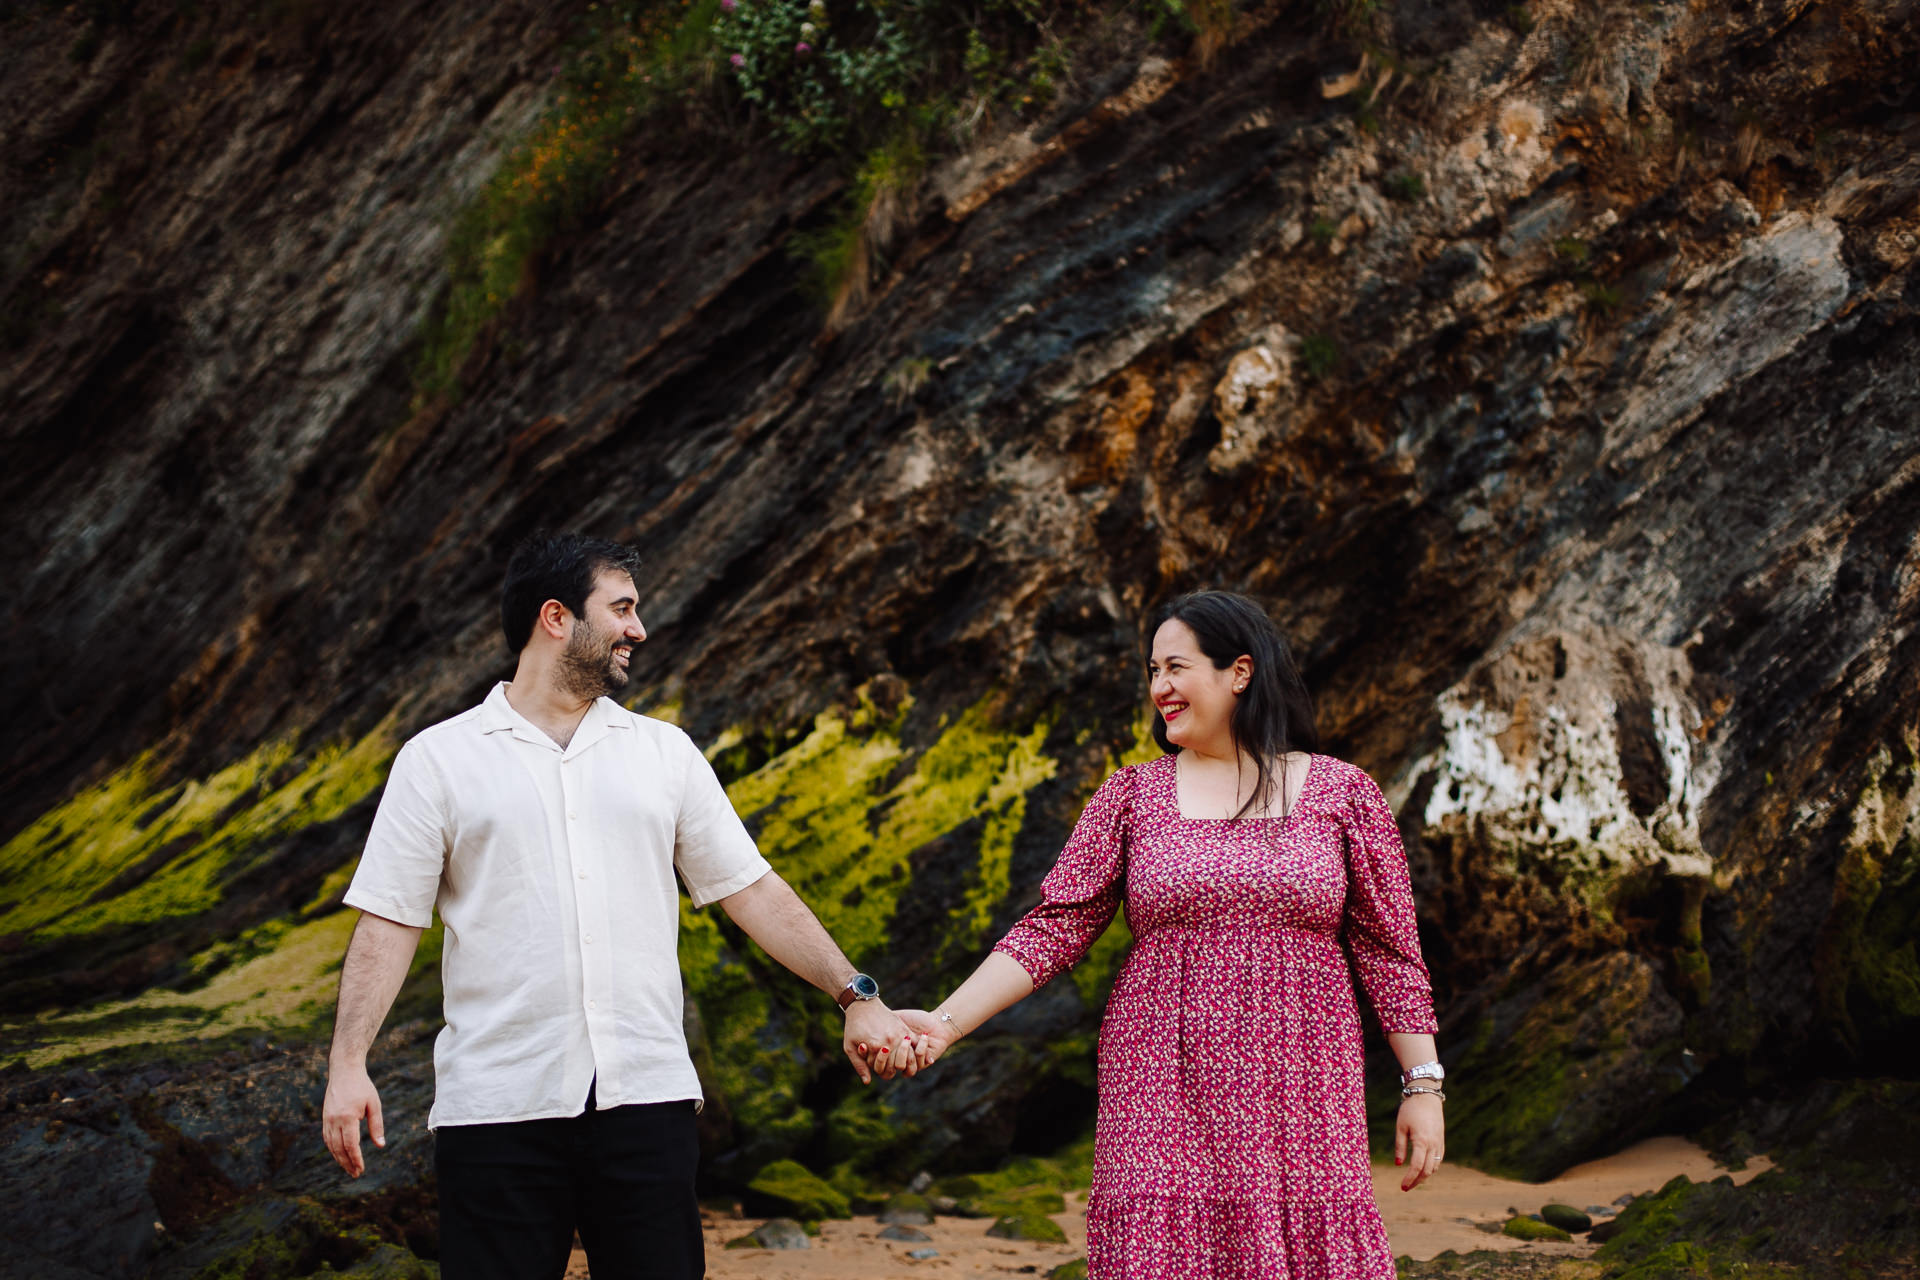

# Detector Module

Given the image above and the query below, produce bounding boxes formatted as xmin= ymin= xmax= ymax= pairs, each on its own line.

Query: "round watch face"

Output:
xmin=849 ymin=974 xmax=879 ymax=999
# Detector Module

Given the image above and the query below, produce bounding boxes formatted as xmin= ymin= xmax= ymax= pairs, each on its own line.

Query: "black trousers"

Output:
xmin=435 ymin=1086 xmax=703 ymax=1280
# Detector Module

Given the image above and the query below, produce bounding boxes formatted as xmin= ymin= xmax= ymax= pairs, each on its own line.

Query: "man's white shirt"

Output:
xmin=344 ymin=682 xmax=770 ymax=1129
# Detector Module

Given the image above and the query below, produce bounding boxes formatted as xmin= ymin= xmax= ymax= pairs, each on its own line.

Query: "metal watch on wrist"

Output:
xmin=835 ymin=973 xmax=880 ymax=1010
xmin=1399 ymin=1060 xmax=1445 ymax=1086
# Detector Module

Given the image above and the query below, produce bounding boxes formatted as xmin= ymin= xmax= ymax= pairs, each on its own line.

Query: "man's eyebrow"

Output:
xmin=609 ymin=595 xmax=638 ymax=609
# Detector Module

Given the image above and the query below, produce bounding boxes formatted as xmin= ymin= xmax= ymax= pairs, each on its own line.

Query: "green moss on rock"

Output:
xmin=1503 ymin=1216 xmax=1573 ymax=1242
xmin=1439 ymin=950 xmax=1687 ymax=1180
xmin=987 ymin=1210 xmax=1067 ymax=1242
xmin=0 ymin=722 xmax=397 ymax=942
xmin=677 ymin=691 xmax=1065 ymax=1168
xmin=1607 ymin=1241 xmax=1712 ymax=1280
xmin=745 ymin=1159 xmax=851 ymax=1222
xmin=1050 ymin=1261 xmax=1090 ymax=1280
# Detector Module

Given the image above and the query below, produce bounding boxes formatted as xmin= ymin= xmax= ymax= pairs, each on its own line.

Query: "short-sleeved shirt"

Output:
xmin=344 ymin=682 xmax=771 ymax=1129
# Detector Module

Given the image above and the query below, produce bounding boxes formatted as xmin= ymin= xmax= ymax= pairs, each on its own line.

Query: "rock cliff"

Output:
xmin=2 ymin=0 xmax=1916 ymax=1272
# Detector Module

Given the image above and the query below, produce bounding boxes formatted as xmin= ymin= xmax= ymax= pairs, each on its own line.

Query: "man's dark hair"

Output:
xmin=501 ymin=533 xmax=644 ymax=654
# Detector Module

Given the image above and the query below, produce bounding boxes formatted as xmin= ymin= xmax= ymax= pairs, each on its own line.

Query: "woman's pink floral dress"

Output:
xmin=993 ymin=752 xmax=1437 ymax=1279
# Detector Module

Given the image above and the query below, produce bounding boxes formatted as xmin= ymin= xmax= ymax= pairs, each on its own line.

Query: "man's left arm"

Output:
xmin=718 ymin=870 xmax=918 ymax=1083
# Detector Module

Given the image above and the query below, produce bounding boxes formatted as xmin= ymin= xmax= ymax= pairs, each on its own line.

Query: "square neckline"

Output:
xmin=1164 ymin=750 xmax=1323 ymax=824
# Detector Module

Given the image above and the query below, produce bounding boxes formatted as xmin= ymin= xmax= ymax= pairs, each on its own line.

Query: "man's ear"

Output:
xmin=537 ymin=598 xmax=571 ymax=641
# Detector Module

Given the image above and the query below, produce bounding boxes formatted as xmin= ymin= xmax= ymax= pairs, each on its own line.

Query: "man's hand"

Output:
xmin=844 ymin=1000 xmax=917 ymax=1083
xmin=1395 ymin=1092 xmax=1445 ymax=1191
xmin=322 ymin=1061 xmax=386 ymax=1177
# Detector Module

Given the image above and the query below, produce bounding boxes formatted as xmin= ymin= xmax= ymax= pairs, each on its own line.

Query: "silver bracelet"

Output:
xmin=1401 ymin=1085 xmax=1446 ymax=1102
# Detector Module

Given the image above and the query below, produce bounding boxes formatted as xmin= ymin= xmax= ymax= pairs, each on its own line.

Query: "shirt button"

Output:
xmin=567 ymin=810 xmax=577 ymax=820
xmin=577 ymin=869 xmax=588 ymax=879
xmin=588 ymin=1000 xmax=597 ymax=1011
xmin=584 ymin=933 xmax=594 ymax=944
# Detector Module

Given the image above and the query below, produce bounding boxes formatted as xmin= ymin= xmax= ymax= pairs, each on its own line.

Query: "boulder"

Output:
xmin=743 ymin=1160 xmax=850 ymax=1222
xmin=987 ymin=1211 xmax=1067 ymax=1243
xmin=1540 ymin=1203 xmax=1593 ymax=1233
xmin=724 ymin=1218 xmax=810 ymax=1250
xmin=1503 ymin=1216 xmax=1573 ymax=1242
xmin=878 ymin=1192 xmax=933 ymax=1225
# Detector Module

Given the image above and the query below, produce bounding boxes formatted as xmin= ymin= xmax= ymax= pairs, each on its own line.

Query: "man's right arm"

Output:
xmin=322 ymin=910 xmax=423 ymax=1177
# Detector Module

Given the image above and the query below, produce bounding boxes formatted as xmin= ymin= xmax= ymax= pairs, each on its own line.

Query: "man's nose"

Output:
xmin=631 ymin=618 xmax=647 ymax=642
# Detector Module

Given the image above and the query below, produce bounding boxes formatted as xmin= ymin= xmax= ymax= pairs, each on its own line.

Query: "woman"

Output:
xmin=891 ymin=591 xmax=1445 ymax=1278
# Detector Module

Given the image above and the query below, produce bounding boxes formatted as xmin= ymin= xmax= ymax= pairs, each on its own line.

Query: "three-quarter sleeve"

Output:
xmin=1341 ymin=767 xmax=1439 ymax=1034
xmin=992 ymin=765 xmax=1135 ymax=990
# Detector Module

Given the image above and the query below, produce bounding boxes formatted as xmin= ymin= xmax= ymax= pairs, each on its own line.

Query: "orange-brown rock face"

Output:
xmin=0 ymin=0 xmax=1917 ymax=1271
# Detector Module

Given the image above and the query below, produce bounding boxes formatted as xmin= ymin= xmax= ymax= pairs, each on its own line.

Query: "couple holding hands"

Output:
xmin=322 ymin=533 xmax=1445 ymax=1280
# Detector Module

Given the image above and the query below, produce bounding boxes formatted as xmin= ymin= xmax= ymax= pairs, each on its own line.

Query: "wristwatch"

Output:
xmin=835 ymin=973 xmax=880 ymax=1010
xmin=1400 ymin=1061 xmax=1445 ymax=1086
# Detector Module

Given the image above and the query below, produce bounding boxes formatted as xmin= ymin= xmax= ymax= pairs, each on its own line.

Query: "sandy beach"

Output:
xmin=562 ymin=1136 xmax=1769 ymax=1276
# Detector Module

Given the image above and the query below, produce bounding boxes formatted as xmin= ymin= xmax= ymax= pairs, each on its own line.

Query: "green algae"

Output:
xmin=934 ymin=1137 xmax=1094 ymax=1216
xmin=1815 ymin=737 xmax=1920 ymax=1058
xmin=987 ymin=1209 xmax=1068 ymax=1241
xmin=951 ymin=712 xmax=1060 ymax=950
xmin=1439 ymin=950 xmax=1687 ymax=1180
xmin=149 ymin=1192 xmax=433 ymax=1280
xmin=5 ymin=908 xmax=362 ymax=1068
xmin=745 ymin=1157 xmax=852 ymax=1221
xmin=677 ymin=691 xmax=1066 ymax=1162
xmin=1504 ymin=1215 xmax=1573 ymax=1242
xmin=0 ymin=720 xmax=398 ymax=942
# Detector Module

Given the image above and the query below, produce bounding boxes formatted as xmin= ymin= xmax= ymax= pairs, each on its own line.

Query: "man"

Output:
xmin=321 ymin=533 xmax=916 ymax=1280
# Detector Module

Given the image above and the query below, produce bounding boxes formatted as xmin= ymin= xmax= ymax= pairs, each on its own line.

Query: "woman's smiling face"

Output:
xmin=1148 ymin=618 xmax=1244 ymax=752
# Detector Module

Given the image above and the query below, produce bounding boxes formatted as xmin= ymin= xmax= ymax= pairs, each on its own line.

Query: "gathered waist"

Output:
xmin=1128 ymin=925 xmax=1348 ymax=973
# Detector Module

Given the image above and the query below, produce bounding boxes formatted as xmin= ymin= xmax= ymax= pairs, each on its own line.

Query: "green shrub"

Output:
xmin=1580 ymin=279 xmax=1623 ymax=312
xmin=412 ymin=0 xmax=721 ymax=404
xmin=1300 ymin=331 xmax=1341 ymax=379
xmin=1385 ymin=170 xmax=1424 ymax=201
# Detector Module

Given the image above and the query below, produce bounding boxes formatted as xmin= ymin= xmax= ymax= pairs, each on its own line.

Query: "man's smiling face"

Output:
xmin=557 ymin=567 xmax=647 ymax=699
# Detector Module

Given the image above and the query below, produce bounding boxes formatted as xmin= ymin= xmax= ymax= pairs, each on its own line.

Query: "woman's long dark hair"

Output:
xmin=1149 ymin=590 xmax=1319 ymax=821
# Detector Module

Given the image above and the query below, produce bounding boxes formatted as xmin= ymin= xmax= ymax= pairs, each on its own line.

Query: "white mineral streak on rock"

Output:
xmin=1410 ymin=620 xmax=1715 ymax=878
xmin=1212 ymin=344 xmax=1286 ymax=422
xmin=1613 ymin=213 xmax=1848 ymax=456
xmin=1205 ymin=333 xmax=1297 ymax=471
xmin=896 ymin=443 xmax=937 ymax=492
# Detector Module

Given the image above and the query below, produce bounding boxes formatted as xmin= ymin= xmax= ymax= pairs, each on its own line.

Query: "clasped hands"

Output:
xmin=842 ymin=1005 xmax=953 ymax=1083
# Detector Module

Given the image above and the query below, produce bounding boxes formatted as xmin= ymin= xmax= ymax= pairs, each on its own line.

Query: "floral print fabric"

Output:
xmin=994 ymin=753 xmax=1437 ymax=1278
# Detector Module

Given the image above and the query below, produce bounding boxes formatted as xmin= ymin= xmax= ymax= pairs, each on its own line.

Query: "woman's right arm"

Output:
xmin=897 ymin=766 xmax=1135 ymax=1065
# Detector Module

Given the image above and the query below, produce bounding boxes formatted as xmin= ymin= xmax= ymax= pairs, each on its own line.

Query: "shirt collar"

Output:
xmin=480 ymin=682 xmax=631 ymax=755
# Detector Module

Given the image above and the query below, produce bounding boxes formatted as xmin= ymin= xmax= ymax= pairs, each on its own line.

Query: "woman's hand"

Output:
xmin=1396 ymin=1092 xmax=1445 ymax=1190
xmin=878 ymin=1008 xmax=957 ymax=1070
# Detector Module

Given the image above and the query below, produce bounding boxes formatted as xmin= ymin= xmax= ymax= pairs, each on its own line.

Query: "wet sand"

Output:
xmin=564 ymin=1136 xmax=1769 ymax=1276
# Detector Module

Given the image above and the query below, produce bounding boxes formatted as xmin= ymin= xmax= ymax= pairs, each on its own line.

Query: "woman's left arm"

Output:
xmin=1388 ymin=1031 xmax=1445 ymax=1191
xmin=1342 ymin=768 xmax=1445 ymax=1191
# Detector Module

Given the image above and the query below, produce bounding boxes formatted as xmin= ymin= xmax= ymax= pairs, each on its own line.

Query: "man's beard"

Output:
xmin=557 ymin=616 xmax=629 ymax=700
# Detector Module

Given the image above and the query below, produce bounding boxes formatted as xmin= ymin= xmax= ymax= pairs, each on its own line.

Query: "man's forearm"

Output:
xmin=330 ymin=911 xmax=424 ymax=1067
xmin=719 ymin=871 xmax=858 ymax=994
